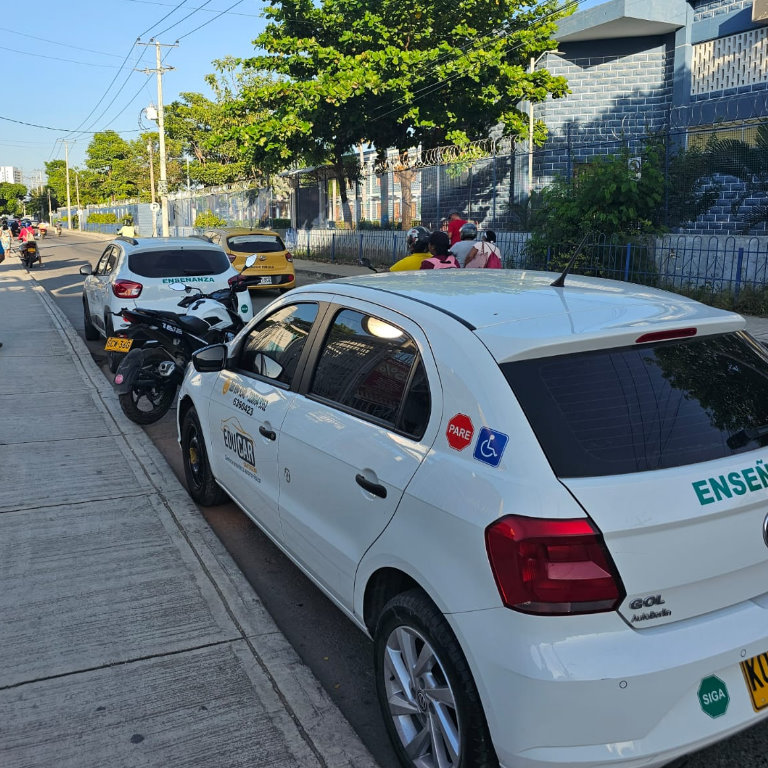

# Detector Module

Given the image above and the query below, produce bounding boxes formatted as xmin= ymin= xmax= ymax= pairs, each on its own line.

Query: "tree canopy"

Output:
xmin=225 ymin=0 xmax=570 ymax=219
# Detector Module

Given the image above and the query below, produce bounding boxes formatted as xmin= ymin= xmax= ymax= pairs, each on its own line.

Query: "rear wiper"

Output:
xmin=727 ymin=424 xmax=768 ymax=449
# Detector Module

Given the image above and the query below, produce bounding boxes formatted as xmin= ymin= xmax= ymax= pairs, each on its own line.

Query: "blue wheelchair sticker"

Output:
xmin=473 ymin=428 xmax=509 ymax=468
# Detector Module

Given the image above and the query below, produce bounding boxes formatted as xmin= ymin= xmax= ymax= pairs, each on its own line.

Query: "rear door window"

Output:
xmin=129 ymin=248 xmax=230 ymax=277
xmin=503 ymin=332 xmax=768 ymax=477
xmin=308 ymin=309 xmax=431 ymax=439
xmin=226 ymin=235 xmax=285 ymax=254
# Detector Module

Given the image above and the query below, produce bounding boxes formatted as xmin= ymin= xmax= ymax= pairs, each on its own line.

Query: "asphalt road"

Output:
xmin=27 ymin=233 xmax=768 ymax=768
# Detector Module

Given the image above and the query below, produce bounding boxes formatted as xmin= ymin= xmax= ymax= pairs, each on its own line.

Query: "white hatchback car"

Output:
xmin=176 ymin=269 xmax=768 ymax=768
xmin=79 ymin=235 xmax=241 ymax=342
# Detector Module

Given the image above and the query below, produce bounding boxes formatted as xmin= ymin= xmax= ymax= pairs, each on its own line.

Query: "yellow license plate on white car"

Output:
xmin=740 ymin=650 xmax=768 ymax=711
xmin=105 ymin=336 xmax=133 ymax=352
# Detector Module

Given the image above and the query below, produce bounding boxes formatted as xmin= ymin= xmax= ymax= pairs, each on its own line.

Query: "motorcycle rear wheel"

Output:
xmin=117 ymin=347 xmax=176 ymax=425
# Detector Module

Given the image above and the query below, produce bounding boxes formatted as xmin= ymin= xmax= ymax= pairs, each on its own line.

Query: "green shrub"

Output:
xmin=194 ymin=210 xmax=226 ymax=228
xmin=87 ymin=212 xmax=118 ymax=224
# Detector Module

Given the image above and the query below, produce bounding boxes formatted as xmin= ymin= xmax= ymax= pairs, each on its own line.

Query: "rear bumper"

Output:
xmin=450 ymin=597 xmax=768 ymax=768
xmin=242 ymin=273 xmax=295 ymax=289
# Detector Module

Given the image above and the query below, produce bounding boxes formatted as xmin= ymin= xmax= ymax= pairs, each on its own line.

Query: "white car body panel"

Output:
xmin=176 ymin=271 xmax=768 ymax=768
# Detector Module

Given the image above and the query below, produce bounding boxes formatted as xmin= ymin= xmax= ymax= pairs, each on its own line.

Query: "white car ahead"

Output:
xmin=79 ymin=235 xmax=242 ymax=343
xmin=176 ymin=269 xmax=768 ymax=768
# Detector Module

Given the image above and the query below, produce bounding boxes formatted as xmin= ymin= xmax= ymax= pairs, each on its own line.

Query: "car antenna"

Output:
xmin=550 ymin=232 xmax=591 ymax=288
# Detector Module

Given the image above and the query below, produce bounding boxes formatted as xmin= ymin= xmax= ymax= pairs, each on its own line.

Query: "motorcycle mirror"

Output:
xmin=168 ymin=283 xmax=187 ymax=292
xmin=243 ymin=255 xmax=257 ymax=269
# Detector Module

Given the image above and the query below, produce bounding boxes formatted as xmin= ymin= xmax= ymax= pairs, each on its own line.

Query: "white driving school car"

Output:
xmin=176 ymin=269 xmax=768 ymax=768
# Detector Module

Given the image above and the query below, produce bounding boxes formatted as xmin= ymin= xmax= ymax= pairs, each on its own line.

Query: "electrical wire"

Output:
xmin=0 ymin=44 xmax=119 ymax=68
xmin=176 ymin=0 xmax=248 ymax=40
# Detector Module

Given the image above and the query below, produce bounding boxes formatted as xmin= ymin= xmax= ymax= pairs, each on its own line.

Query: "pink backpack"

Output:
xmin=483 ymin=243 xmax=502 ymax=269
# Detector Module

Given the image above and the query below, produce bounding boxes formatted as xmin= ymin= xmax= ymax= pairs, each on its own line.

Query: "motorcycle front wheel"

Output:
xmin=117 ymin=347 xmax=176 ymax=425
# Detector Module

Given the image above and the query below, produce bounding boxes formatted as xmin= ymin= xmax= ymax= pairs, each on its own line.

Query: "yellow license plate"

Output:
xmin=740 ymin=650 xmax=768 ymax=711
xmin=105 ymin=336 xmax=133 ymax=352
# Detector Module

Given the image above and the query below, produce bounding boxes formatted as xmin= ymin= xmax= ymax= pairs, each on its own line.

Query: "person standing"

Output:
xmin=420 ymin=231 xmax=459 ymax=269
xmin=449 ymin=222 xmax=479 ymax=267
xmin=465 ymin=230 xmax=503 ymax=269
xmin=446 ymin=210 xmax=468 ymax=246
xmin=0 ymin=223 xmax=11 ymax=254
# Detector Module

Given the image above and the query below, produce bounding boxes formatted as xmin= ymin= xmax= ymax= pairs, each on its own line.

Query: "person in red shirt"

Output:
xmin=19 ymin=224 xmax=41 ymax=267
xmin=446 ymin=210 xmax=468 ymax=246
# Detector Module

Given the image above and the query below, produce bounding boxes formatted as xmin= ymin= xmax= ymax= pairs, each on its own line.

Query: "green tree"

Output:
xmin=227 ymin=0 xmax=571 ymax=223
xmin=85 ymin=131 xmax=139 ymax=201
xmin=165 ymin=60 xmax=255 ymax=186
xmin=0 ymin=182 xmax=27 ymax=215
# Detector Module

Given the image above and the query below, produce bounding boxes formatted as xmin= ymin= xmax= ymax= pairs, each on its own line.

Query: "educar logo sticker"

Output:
xmin=221 ymin=416 xmax=260 ymax=482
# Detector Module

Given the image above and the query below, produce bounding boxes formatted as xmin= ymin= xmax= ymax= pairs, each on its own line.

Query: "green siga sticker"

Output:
xmin=697 ymin=675 xmax=729 ymax=718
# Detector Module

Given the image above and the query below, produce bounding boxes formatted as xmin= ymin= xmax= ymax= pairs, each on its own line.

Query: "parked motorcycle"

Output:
xmin=109 ymin=258 xmax=257 ymax=425
xmin=20 ymin=241 xmax=39 ymax=269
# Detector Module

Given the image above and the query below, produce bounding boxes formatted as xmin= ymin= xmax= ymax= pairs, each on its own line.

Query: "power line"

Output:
xmin=7 ymin=29 xmax=124 ymax=58
xmin=0 ymin=114 xmax=141 ymax=134
xmin=123 ymin=0 xmax=260 ymax=18
xmin=153 ymin=0 xmax=216 ymax=39
xmin=176 ymin=0 xmax=248 ymax=40
xmin=0 ymin=44 xmax=120 ymax=68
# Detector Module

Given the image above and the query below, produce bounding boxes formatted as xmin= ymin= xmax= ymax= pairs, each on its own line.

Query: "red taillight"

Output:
xmin=285 ymin=251 xmax=293 ymax=263
xmin=228 ymin=274 xmax=246 ymax=287
xmin=227 ymin=253 xmax=236 ymax=264
xmin=635 ymin=327 xmax=697 ymax=344
xmin=112 ymin=279 xmax=142 ymax=299
xmin=485 ymin=515 xmax=624 ymax=615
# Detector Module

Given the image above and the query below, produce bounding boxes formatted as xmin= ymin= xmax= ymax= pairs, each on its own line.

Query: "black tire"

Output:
xmin=374 ymin=589 xmax=498 ymax=768
xmin=181 ymin=408 xmax=227 ymax=505
xmin=117 ymin=347 xmax=176 ymax=425
xmin=83 ymin=298 xmax=99 ymax=340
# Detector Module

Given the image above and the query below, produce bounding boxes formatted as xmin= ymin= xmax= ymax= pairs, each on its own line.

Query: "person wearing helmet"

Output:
xmin=449 ymin=221 xmax=478 ymax=267
xmin=390 ymin=225 xmax=432 ymax=271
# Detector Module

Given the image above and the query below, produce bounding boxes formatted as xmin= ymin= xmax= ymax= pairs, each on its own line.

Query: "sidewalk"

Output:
xmin=0 ymin=261 xmax=378 ymax=767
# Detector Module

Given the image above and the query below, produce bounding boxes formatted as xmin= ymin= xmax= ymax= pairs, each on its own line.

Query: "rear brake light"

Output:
xmin=285 ymin=251 xmax=293 ymax=263
xmin=112 ymin=279 xmax=142 ymax=299
xmin=226 ymin=253 xmax=236 ymax=263
xmin=485 ymin=515 xmax=624 ymax=615
xmin=635 ymin=328 xmax=696 ymax=343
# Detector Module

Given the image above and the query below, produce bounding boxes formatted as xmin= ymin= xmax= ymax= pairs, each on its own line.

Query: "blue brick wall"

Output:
xmin=693 ymin=0 xmax=753 ymax=22
xmin=533 ymin=37 xmax=674 ymax=189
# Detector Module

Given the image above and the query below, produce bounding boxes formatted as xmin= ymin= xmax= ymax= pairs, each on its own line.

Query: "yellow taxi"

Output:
xmin=204 ymin=227 xmax=295 ymax=293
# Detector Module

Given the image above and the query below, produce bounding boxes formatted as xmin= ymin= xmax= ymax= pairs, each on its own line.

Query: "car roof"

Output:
xmin=117 ymin=236 xmax=225 ymax=252
xmin=206 ymin=227 xmax=283 ymax=237
xmin=304 ymin=270 xmax=746 ymax=361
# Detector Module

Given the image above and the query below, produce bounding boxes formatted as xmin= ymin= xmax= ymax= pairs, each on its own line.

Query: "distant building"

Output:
xmin=525 ymin=0 xmax=768 ymax=232
xmin=0 ymin=166 xmax=23 ymax=185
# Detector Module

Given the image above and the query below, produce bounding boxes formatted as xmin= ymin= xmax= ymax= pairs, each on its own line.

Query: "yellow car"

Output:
xmin=204 ymin=227 xmax=295 ymax=293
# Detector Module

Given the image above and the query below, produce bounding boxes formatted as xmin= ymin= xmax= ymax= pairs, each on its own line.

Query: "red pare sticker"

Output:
xmin=446 ymin=413 xmax=474 ymax=451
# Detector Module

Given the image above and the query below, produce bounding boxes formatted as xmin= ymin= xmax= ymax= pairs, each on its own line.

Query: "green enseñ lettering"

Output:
xmin=692 ymin=459 xmax=768 ymax=505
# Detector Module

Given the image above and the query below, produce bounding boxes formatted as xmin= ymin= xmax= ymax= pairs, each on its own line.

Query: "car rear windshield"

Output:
xmin=502 ymin=332 xmax=768 ymax=478
xmin=226 ymin=234 xmax=285 ymax=254
xmin=128 ymin=248 xmax=230 ymax=278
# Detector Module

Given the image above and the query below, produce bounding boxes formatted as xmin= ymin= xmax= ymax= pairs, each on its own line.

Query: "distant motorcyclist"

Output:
xmin=390 ymin=226 xmax=431 ymax=271
xmin=19 ymin=224 xmax=41 ymax=267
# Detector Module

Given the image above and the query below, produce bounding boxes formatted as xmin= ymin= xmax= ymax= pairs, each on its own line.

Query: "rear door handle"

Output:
xmin=259 ymin=426 xmax=276 ymax=441
xmin=355 ymin=473 xmax=387 ymax=499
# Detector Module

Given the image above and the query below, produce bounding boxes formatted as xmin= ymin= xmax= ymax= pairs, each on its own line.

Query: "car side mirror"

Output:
xmin=79 ymin=264 xmax=93 ymax=276
xmin=191 ymin=344 xmax=228 ymax=373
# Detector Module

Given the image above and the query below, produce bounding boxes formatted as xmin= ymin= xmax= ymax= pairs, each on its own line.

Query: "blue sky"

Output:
xmin=1 ymin=0 xmax=606 ymax=187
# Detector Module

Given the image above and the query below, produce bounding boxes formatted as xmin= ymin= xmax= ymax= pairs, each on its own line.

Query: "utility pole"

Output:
xmin=147 ymin=140 xmax=158 ymax=237
xmin=139 ymin=39 xmax=177 ymax=237
xmin=64 ymin=141 xmax=73 ymax=229
xmin=75 ymin=172 xmax=81 ymax=230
